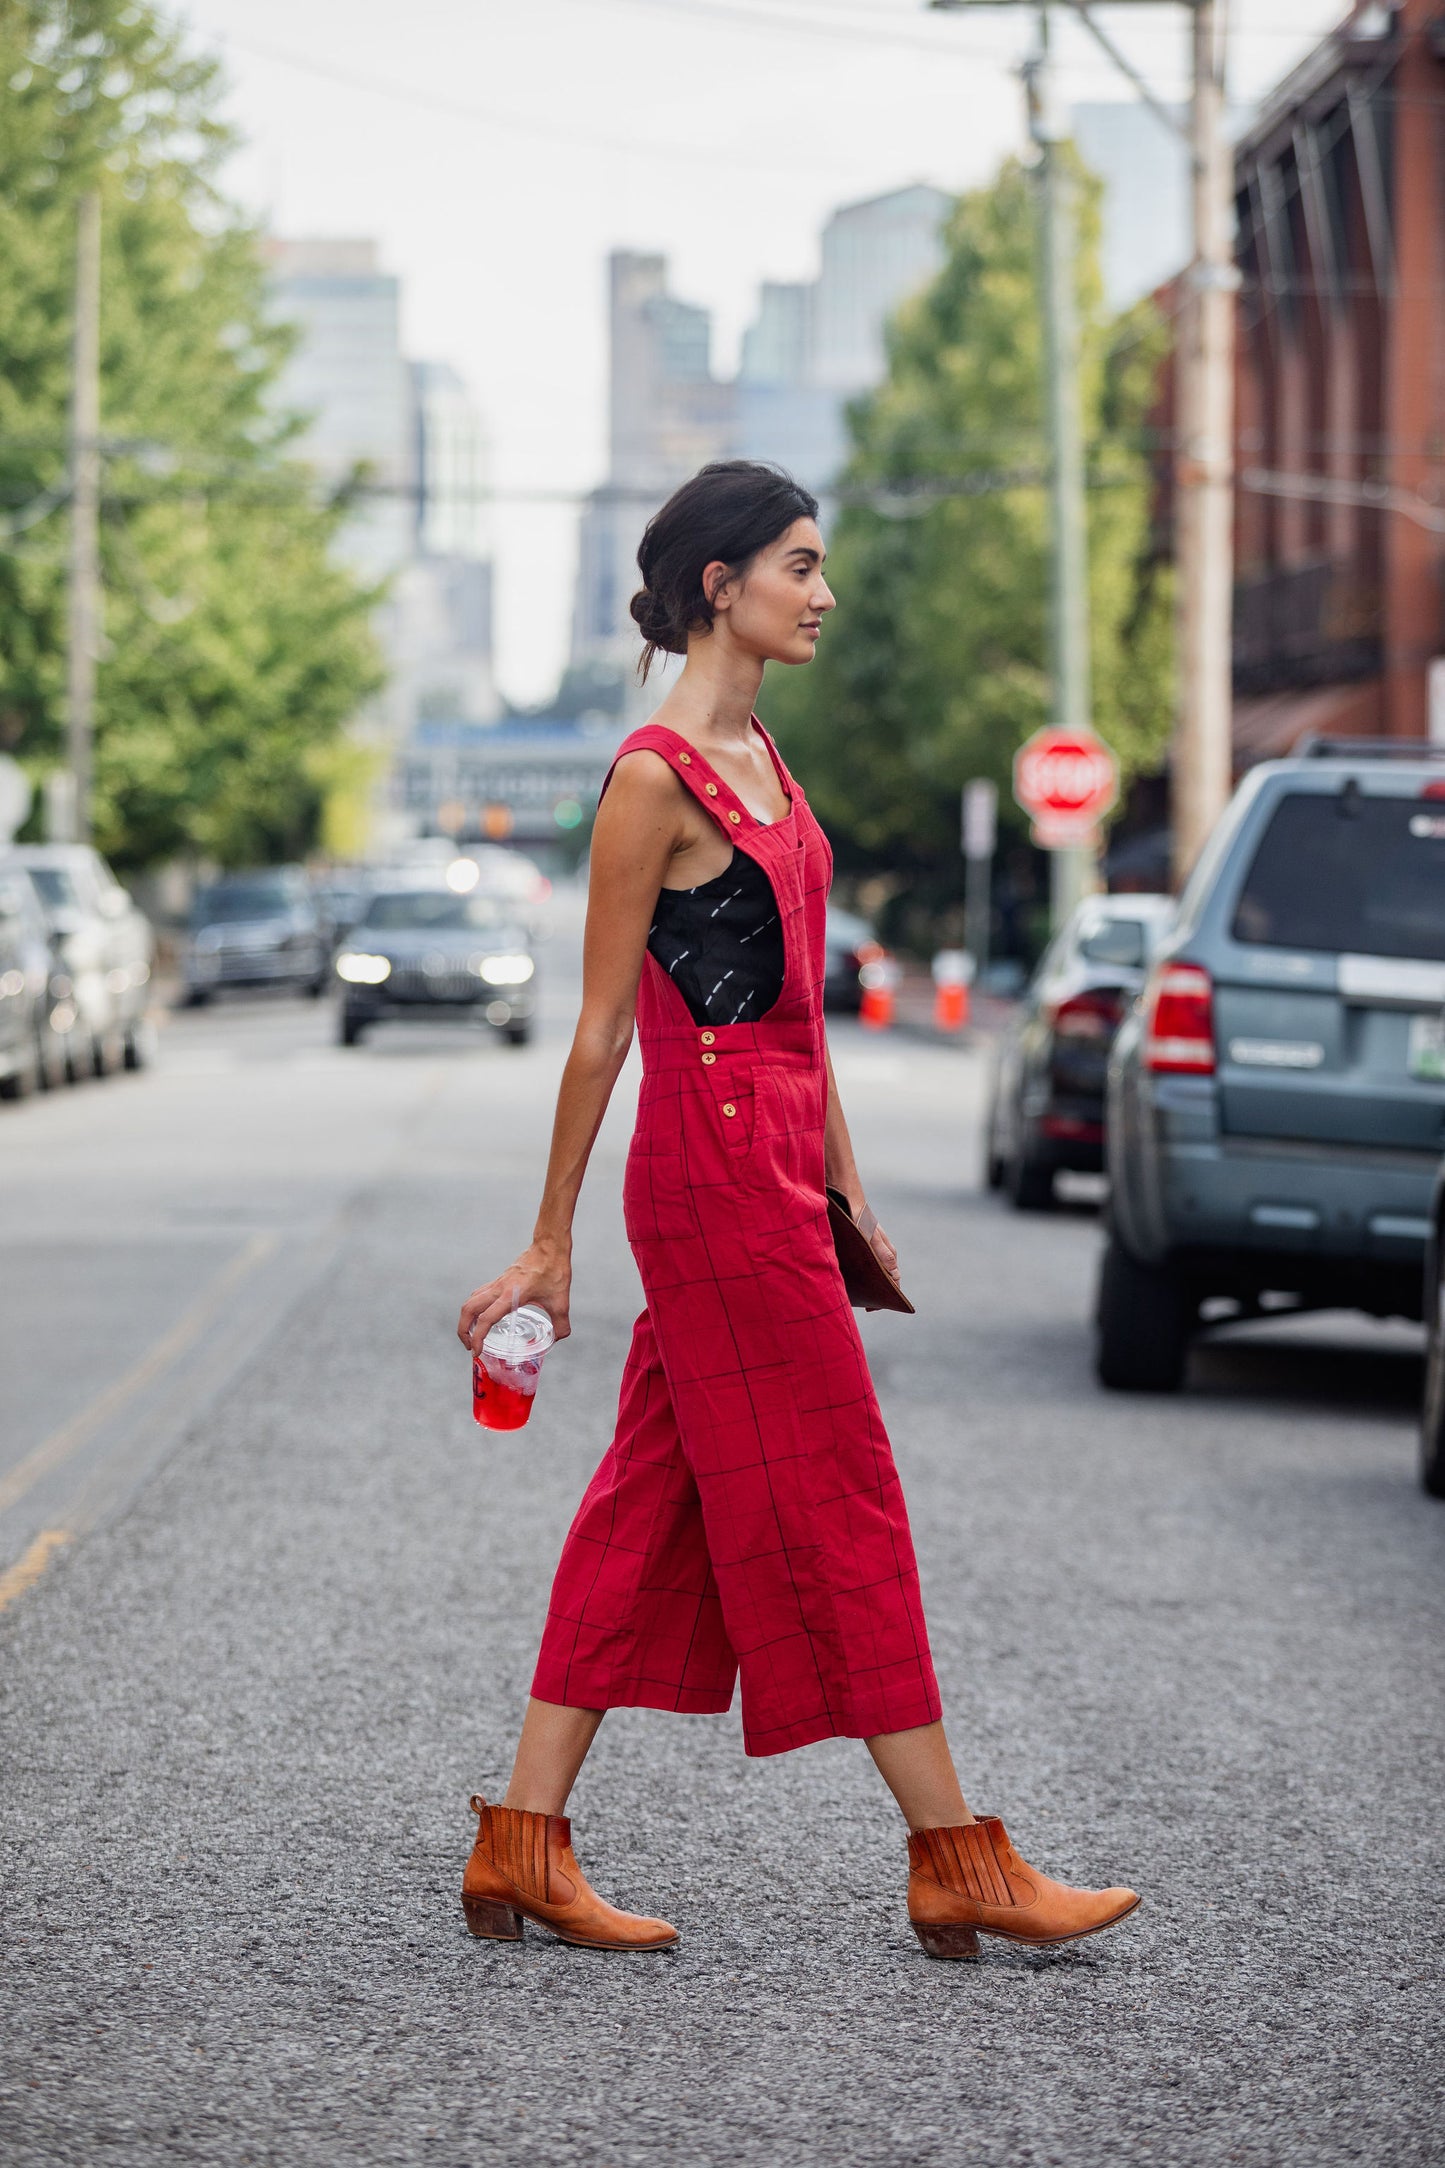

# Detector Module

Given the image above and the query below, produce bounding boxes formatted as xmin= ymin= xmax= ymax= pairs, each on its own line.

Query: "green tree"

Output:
xmin=765 ymin=157 xmax=1172 ymax=923
xmin=0 ymin=0 xmax=383 ymax=868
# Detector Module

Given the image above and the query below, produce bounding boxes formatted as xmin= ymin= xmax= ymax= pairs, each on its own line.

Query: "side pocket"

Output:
xmin=623 ymin=1144 xmax=698 ymax=1241
xmin=713 ymin=1075 xmax=756 ymax=1155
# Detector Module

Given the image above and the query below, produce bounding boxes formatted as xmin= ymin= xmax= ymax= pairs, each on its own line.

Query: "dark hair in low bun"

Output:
xmin=631 ymin=460 xmax=819 ymax=682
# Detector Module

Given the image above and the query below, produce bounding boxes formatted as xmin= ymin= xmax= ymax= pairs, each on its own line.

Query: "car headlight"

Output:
xmin=335 ymin=951 xmax=392 ymax=985
xmin=470 ymin=953 xmax=534 ymax=986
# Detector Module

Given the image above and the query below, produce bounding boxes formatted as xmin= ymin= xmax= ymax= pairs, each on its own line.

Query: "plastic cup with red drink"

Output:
xmin=472 ymin=1303 xmax=555 ymax=1430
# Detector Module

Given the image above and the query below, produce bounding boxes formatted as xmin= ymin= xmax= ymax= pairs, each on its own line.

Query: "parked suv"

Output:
xmin=1098 ymin=742 xmax=1445 ymax=1391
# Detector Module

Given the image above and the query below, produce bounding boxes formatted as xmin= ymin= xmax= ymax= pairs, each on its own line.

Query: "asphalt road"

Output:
xmin=1 ymin=887 xmax=1441 ymax=2167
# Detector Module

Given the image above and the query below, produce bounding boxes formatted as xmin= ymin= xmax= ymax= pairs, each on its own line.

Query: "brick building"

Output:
xmin=1229 ymin=0 xmax=1445 ymax=761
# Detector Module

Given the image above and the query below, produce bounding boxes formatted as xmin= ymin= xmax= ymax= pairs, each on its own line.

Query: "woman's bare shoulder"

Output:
xmin=604 ymin=745 xmax=692 ymax=814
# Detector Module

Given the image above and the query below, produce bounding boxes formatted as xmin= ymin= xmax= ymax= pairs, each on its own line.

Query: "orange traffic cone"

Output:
xmin=860 ymin=982 xmax=895 ymax=1030
xmin=934 ymin=982 xmax=969 ymax=1033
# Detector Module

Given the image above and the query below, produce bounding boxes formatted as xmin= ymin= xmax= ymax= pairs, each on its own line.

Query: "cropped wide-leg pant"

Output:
xmin=531 ymin=1042 xmax=941 ymax=1757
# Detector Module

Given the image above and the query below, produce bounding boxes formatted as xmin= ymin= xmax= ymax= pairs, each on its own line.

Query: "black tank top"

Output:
xmin=647 ymin=850 xmax=784 ymax=1026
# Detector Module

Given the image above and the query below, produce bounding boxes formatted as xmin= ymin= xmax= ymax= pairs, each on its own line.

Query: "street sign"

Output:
xmin=961 ymin=778 xmax=997 ymax=859
xmin=1012 ymin=724 xmax=1119 ymax=849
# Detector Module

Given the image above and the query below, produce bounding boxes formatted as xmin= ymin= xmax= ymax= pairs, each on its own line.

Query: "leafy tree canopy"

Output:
xmin=764 ymin=156 xmax=1172 ymax=905
xmin=0 ymin=0 xmax=383 ymax=868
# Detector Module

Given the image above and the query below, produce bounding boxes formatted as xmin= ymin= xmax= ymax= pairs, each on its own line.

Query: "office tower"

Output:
xmin=572 ymin=252 xmax=734 ymax=688
xmin=265 ymin=238 xmax=415 ymax=584
xmin=733 ymin=184 xmax=952 ymax=496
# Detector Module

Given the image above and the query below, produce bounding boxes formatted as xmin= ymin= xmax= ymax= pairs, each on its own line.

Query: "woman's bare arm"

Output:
xmin=456 ymin=756 xmax=692 ymax=1351
xmin=823 ymin=1032 xmax=899 ymax=1279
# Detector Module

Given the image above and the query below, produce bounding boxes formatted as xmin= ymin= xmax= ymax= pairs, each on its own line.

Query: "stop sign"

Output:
xmin=1013 ymin=725 xmax=1119 ymax=848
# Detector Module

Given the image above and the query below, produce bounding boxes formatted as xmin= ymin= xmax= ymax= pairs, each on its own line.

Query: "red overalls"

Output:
xmin=531 ymin=721 xmax=942 ymax=1756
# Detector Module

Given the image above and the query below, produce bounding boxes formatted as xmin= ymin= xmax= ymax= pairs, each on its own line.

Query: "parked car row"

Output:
xmin=0 ymin=845 xmax=155 ymax=1099
xmin=987 ymin=738 xmax=1445 ymax=1496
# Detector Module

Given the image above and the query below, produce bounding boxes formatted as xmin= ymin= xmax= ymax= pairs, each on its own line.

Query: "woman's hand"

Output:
xmin=457 ymin=1237 xmax=572 ymax=1352
xmin=855 ymin=1199 xmax=899 ymax=1282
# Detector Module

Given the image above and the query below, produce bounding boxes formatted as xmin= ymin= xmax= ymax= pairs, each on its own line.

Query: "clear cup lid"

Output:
xmin=481 ymin=1303 xmax=555 ymax=1362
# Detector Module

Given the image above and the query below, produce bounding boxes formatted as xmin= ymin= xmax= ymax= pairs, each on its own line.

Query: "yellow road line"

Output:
xmin=0 ymin=1230 xmax=278 ymax=1520
xmin=0 ymin=1528 xmax=72 ymax=1614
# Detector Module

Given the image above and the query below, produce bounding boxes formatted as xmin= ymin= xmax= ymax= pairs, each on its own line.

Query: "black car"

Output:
xmin=986 ymin=893 xmax=1174 ymax=1209
xmin=183 ymin=868 xmax=329 ymax=1004
xmin=335 ymin=880 xmax=537 ymax=1047
xmin=824 ymin=906 xmax=888 ymax=1014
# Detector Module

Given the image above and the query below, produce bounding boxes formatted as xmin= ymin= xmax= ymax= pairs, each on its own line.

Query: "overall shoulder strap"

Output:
xmin=752 ymin=716 xmax=802 ymax=800
xmin=599 ymin=723 xmax=741 ymax=835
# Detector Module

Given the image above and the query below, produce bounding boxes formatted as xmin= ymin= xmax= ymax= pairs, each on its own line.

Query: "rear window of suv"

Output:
xmin=1232 ymin=791 xmax=1445 ymax=960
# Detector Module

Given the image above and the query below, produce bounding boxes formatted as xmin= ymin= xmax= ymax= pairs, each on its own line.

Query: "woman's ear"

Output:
xmin=702 ymin=559 xmax=732 ymax=613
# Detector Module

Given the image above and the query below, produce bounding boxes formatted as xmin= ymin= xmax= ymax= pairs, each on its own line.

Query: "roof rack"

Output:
xmin=1296 ymin=735 xmax=1445 ymax=760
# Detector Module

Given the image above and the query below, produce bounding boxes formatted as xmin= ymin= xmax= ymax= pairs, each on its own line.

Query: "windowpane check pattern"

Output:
xmin=531 ymin=722 xmax=940 ymax=1756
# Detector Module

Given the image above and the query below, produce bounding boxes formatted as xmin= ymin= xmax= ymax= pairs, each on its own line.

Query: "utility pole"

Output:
xmin=1027 ymin=7 xmax=1094 ymax=928
xmin=1171 ymin=0 xmax=1236 ymax=886
xmin=930 ymin=0 xmax=1237 ymax=893
xmin=66 ymin=189 xmax=101 ymax=846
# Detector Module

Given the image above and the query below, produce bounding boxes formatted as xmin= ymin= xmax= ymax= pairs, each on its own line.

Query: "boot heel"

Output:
xmin=912 ymin=1921 xmax=981 ymax=1961
xmin=463 ymin=1895 xmax=524 ymax=1941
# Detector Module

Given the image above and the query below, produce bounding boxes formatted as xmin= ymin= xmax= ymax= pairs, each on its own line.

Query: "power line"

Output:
xmin=552 ymin=0 xmax=1007 ymax=58
xmin=206 ymin=25 xmax=972 ymax=178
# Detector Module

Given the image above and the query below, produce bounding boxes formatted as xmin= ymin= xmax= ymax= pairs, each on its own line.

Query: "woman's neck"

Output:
xmin=657 ymin=635 xmax=763 ymax=749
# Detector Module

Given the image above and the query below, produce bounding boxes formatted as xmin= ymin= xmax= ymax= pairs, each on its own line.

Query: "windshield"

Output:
xmin=1233 ymin=793 xmax=1445 ymax=961
xmin=194 ymin=883 xmax=298 ymax=924
xmin=1076 ymin=915 xmax=1152 ymax=968
xmin=25 ymin=867 xmax=79 ymax=910
xmin=362 ymin=891 xmax=515 ymax=934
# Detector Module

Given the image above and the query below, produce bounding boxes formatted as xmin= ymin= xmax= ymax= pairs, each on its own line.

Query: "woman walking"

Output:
xmin=456 ymin=461 xmax=1138 ymax=1960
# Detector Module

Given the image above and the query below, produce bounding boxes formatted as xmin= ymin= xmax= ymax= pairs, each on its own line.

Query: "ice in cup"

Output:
xmin=472 ymin=1304 xmax=555 ymax=1430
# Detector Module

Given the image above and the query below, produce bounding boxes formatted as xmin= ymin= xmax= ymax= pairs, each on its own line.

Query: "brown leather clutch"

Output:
xmin=826 ymin=1187 xmax=915 ymax=1314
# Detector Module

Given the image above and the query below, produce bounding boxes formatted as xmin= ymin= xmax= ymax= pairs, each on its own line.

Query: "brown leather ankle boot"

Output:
xmin=461 ymin=1797 xmax=678 ymax=1951
xmin=908 ymin=1818 xmax=1139 ymax=1959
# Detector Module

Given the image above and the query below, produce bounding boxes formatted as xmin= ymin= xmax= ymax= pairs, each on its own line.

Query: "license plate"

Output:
xmin=1407 ymin=1013 xmax=1445 ymax=1082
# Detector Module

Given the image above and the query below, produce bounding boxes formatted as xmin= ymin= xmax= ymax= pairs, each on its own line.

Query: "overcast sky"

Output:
xmin=173 ymin=0 xmax=1343 ymax=704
